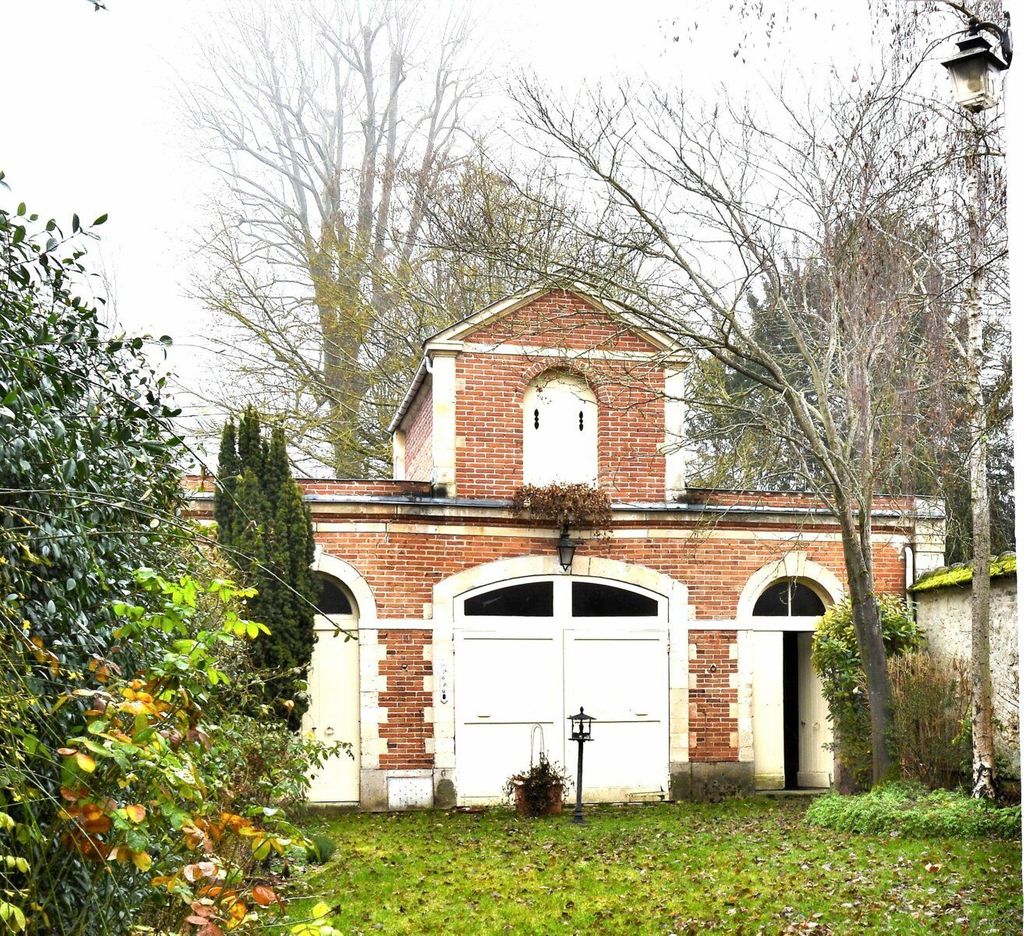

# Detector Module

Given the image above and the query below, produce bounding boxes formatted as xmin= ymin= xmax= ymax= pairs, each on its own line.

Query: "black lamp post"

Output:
xmin=568 ymin=707 xmax=593 ymax=824
xmin=557 ymin=524 xmax=578 ymax=572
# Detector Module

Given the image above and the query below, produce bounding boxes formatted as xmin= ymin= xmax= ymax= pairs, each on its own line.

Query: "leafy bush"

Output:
xmin=806 ymin=783 xmax=1021 ymax=839
xmin=811 ymin=595 xmax=921 ymax=789
xmin=888 ymin=651 xmax=970 ymax=790
xmin=0 ymin=192 xmax=337 ymax=934
xmin=0 ymin=192 xmax=190 ymax=934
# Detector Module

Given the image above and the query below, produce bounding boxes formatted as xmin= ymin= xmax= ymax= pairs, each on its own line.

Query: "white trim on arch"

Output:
xmin=735 ymin=552 xmax=845 ymax=624
xmin=432 ymin=554 xmax=688 ymax=629
xmin=312 ymin=547 xmax=378 ymax=624
xmin=429 ymin=554 xmax=691 ymax=782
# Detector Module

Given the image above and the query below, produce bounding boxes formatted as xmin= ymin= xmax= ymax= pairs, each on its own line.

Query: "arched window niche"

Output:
xmin=522 ymin=371 xmax=598 ymax=486
xmin=752 ymin=578 xmax=827 ymax=618
xmin=315 ymin=573 xmax=355 ymax=616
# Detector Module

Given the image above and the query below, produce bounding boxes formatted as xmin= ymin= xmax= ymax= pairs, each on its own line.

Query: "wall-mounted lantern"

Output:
xmin=557 ymin=525 xmax=578 ymax=572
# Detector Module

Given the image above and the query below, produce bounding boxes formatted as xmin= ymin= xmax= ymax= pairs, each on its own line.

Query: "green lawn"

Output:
xmin=284 ymin=798 xmax=1021 ymax=935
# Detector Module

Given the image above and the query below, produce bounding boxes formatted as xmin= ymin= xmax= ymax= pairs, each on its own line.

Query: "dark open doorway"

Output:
xmin=782 ymin=631 xmax=800 ymax=788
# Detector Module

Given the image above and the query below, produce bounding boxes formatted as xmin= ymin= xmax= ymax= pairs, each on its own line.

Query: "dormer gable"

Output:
xmin=390 ymin=289 xmax=689 ymax=502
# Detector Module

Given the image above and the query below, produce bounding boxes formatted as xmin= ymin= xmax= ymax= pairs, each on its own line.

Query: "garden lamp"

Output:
xmin=568 ymin=707 xmax=594 ymax=824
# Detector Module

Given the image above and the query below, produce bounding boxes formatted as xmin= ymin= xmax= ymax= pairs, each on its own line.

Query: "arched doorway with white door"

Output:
xmin=304 ymin=557 xmax=363 ymax=804
xmin=453 ymin=574 xmax=670 ymax=805
xmin=738 ymin=554 xmax=842 ymax=791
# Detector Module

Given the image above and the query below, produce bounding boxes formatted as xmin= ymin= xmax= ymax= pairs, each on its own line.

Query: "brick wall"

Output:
xmin=466 ymin=291 xmax=661 ymax=353
xmin=454 ymin=352 xmax=665 ymax=501
xmin=403 ymin=381 xmax=433 ymax=482
xmin=689 ymin=631 xmax=739 ymax=762
xmin=378 ymin=629 xmax=433 ymax=770
xmin=311 ymin=521 xmax=908 ymax=620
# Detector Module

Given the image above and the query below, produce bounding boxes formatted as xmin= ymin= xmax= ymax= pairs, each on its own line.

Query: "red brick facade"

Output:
xmin=185 ymin=288 xmax=939 ymax=801
xmin=311 ymin=521 xmax=906 ymax=621
xmin=378 ymin=630 xmax=433 ymax=770
xmin=689 ymin=631 xmax=739 ymax=762
xmin=466 ymin=290 xmax=660 ymax=353
xmin=403 ymin=381 xmax=432 ymax=482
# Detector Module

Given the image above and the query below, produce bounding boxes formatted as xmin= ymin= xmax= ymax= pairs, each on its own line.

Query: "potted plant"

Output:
xmin=504 ymin=753 xmax=572 ymax=817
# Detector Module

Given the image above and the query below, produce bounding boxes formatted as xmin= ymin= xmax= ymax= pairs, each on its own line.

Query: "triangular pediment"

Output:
xmin=424 ymin=287 xmax=682 ymax=355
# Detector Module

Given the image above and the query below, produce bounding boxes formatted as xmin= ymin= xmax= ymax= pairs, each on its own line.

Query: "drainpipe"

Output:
xmin=904 ymin=544 xmax=916 ymax=619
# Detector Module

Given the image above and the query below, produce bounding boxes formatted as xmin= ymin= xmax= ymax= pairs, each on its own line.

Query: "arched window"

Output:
xmin=464 ymin=581 xmax=554 ymax=617
xmin=522 ymin=372 xmax=598 ymax=486
xmin=316 ymin=574 xmax=353 ymax=615
xmin=752 ymin=579 xmax=826 ymax=617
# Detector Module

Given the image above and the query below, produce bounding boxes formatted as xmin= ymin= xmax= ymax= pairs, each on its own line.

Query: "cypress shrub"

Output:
xmin=214 ymin=408 xmax=316 ymax=727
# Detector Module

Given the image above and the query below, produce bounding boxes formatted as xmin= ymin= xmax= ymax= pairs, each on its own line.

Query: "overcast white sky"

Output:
xmin=2 ymin=0 xmax=1020 ymax=470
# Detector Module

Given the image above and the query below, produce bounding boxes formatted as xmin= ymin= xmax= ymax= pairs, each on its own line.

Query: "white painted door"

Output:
xmin=453 ymin=577 xmax=668 ymax=804
xmin=305 ymin=614 xmax=360 ymax=803
xmin=750 ymin=631 xmax=785 ymax=790
xmin=797 ymin=632 xmax=833 ymax=788
xmin=563 ymin=629 xmax=669 ymax=798
xmin=454 ymin=630 xmax=561 ymax=802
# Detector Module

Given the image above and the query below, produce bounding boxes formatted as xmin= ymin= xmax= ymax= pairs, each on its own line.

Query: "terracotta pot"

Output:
xmin=513 ymin=781 xmax=564 ymax=817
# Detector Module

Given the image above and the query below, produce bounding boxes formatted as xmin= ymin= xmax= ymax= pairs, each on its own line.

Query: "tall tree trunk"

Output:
xmin=965 ymin=134 xmax=996 ymax=800
xmin=836 ymin=492 xmax=893 ymax=784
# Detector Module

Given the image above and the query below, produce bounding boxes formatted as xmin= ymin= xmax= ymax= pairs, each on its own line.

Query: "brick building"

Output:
xmin=188 ymin=288 xmax=946 ymax=809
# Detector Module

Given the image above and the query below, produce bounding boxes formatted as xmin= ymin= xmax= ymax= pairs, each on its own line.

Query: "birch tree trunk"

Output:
xmin=965 ymin=130 xmax=996 ymax=799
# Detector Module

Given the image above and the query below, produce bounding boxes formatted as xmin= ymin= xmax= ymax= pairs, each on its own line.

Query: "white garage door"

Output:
xmin=454 ymin=577 xmax=668 ymax=804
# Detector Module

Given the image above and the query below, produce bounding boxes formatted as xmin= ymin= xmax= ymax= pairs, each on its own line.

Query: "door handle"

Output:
xmin=634 ymin=712 xmax=648 ymax=717
xmin=477 ymin=714 xmax=491 ymax=719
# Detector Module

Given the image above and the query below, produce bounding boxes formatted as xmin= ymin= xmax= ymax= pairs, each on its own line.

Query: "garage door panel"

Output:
xmin=573 ymin=721 xmax=666 ymax=792
xmin=564 ymin=630 xmax=668 ymax=797
xmin=457 ymin=722 xmax=559 ymax=800
xmin=564 ymin=633 xmax=666 ymax=720
xmin=458 ymin=635 xmax=559 ymax=722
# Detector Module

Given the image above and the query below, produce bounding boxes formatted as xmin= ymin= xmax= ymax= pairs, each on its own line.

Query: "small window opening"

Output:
xmin=465 ymin=581 xmax=554 ymax=617
xmin=571 ymin=582 xmax=658 ymax=617
xmin=578 ymin=411 xmax=584 ymax=431
xmin=752 ymin=579 xmax=825 ymax=617
xmin=534 ymin=409 xmax=540 ymax=429
xmin=316 ymin=575 xmax=353 ymax=615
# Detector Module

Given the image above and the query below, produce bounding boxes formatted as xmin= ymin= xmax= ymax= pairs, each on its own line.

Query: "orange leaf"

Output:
xmin=125 ymin=804 xmax=146 ymax=823
xmin=251 ymin=885 xmax=278 ymax=907
xmin=57 ymin=747 xmax=77 ymax=756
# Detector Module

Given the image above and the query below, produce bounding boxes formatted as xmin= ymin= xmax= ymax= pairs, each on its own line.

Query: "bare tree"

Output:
xmin=186 ymin=0 xmax=490 ymax=475
xmin=506 ymin=56 xmax=974 ymax=783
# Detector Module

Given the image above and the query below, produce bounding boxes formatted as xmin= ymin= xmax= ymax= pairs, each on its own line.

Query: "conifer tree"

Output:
xmin=213 ymin=417 xmax=239 ymax=544
xmin=214 ymin=410 xmax=316 ymax=727
xmin=237 ymin=405 xmax=264 ymax=476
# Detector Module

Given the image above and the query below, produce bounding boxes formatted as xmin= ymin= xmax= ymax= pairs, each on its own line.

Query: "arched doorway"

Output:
xmin=453 ymin=574 xmax=669 ymax=804
xmin=304 ymin=572 xmax=360 ymax=803
xmin=740 ymin=557 xmax=840 ymax=791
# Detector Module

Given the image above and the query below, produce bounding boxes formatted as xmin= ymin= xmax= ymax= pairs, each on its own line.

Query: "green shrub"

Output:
xmin=889 ymin=651 xmax=970 ymax=790
xmin=306 ymin=834 xmax=337 ymax=864
xmin=806 ymin=782 xmax=1021 ymax=839
xmin=811 ymin=595 xmax=921 ymax=788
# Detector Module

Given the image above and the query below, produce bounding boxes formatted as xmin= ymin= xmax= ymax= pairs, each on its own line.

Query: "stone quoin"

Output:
xmin=186 ymin=288 xmax=946 ymax=809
